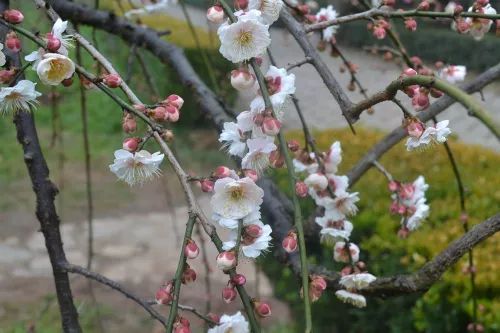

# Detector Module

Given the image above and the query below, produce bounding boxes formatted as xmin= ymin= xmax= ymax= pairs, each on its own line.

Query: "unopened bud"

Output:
xmin=231 ymin=68 xmax=255 ymax=91
xmin=165 ymin=94 xmax=184 ymax=109
xmin=262 ymin=117 xmax=281 ymax=136
xmin=222 ymin=286 xmax=237 ymax=303
xmin=388 ymin=180 xmax=399 ymax=192
xmin=418 ymin=0 xmax=430 ymax=10
xmin=0 ymin=68 xmax=16 ymax=84
xmin=245 ymin=224 xmax=263 ymax=238
xmin=181 ymin=267 xmax=197 ymax=284
xmin=3 ymin=9 xmax=24 ymax=24
xmin=243 ymin=169 xmax=259 ymax=182
xmin=184 ymin=240 xmax=200 ymax=259
xmin=122 ymin=137 xmax=141 ymax=152
xmin=295 ymin=182 xmax=308 ymax=198
xmin=213 ymin=166 xmax=232 ymax=179
xmin=254 ymin=301 xmax=271 ymax=318
xmin=103 ymin=73 xmax=122 ymax=88
xmin=207 ymin=313 xmax=220 ymax=325
xmin=165 ymin=105 xmax=180 ymax=122
xmin=200 ymin=179 xmax=214 ymax=193
xmin=287 ymin=139 xmax=300 ymax=152
xmin=216 ymin=251 xmax=237 ymax=271
xmin=207 ymin=5 xmax=225 ymax=24
xmin=282 ymin=232 xmax=298 ymax=253
xmin=405 ymin=18 xmax=417 ymax=31
xmin=61 ymin=77 xmax=73 ymax=87
xmin=234 ymin=0 xmax=248 ymax=10
xmin=231 ymin=273 xmax=247 ymax=286
xmin=5 ymin=32 xmax=21 ymax=53
xmin=269 ymin=150 xmax=285 ymax=168
xmin=122 ymin=114 xmax=137 ymax=133
xmin=46 ymin=33 xmax=61 ymax=53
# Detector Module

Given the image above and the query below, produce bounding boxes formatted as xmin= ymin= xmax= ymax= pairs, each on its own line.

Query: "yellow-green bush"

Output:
xmin=270 ymin=128 xmax=499 ymax=332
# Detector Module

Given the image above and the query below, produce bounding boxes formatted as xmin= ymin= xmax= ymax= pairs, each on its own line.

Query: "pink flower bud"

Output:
xmin=216 ymin=251 xmax=236 ymax=271
xmin=254 ymin=301 xmax=271 ymax=318
xmin=200 ymin=179 xmax=214 ymax=193
xmin=234 ymin=0 xmax=248 ymax=10
xmin=207 ymin=5 xmax=225 ymax=24
xmin=5 ymin=33 xmax=21 ymax=53
xmin=405 ymin=18 xmax=417 ymax=31
xmin=373 ymin=26 xmax=387 ymax=39
xmin=231 ymin=273 xmax=247 ymax=286
xmin=174 ymin=326 xmax=191 ymax=333
xmin=207 ymin=313 xmax=220 ymax=325
xmin=103 ymin=73 xmax=122 ymax=88
xmin=309 ymin=275 xmax=327 ymax=302
xmin=122 ymin=114 xmax=137 ymax=133
xmin=3 ymin=9 xmax=24 ymax=24
xmin=454 ymin=4 xmax=464 ymax=15
xmin=0 ymin=68 xmax=16 ymax=84
xmin=269 ymin=150 xmax=285 ymax=168
xmin=243 ymin=169 xmax=259 ymax=182
xmin=262 ymin=117 xmax=281 ymax=136
xmin=213 ymin=165 xmax=232 ymax=179
xmin=397 ymin=204 xmax=407 ymax=215
xmin=222 ymin=286 xmax=237 ymax=303
xmin=165 ymin=105 xmax=180 ymax=122
xmin=418 ymin=0 xmax=430 ymax=10
xmin=406 ymin=120 xmax=425 ymax=138
xmin=254 ymin=56 xmax=263 ymax=66
xmin=122 ymin=137 xmax=141 ymax=152
xmin=253 ymin=113 xmax=265 ymax=126
xmin=46 ymin=33 xmax=61 ymax=53
xmin=403 ymin=68 xmax=418 ymax=77
xmin=231 ymin=68 xmax=255 ymax=91
xmin=282 ymin=232 xmax=298 ymax=253
xmin=412 ymin=92 xmax=430 ymax=111
xmin=295 ymin=181 xmax=308 ymax=198
xmin=388 ymin=180 xmax=399 ymax=192
xmin=152 ymin=106 xmax=168 ymax=122
xmin=245 ymin=224 xmax=263 ymax=238
xmin=390 ymin=201 xmax=399 ymax=214
xmin=165 ymin=94 xmax=184 ymax=109
xmin=184 ymin=240 xmax=200 ymax=259
xmin=181 ymin=267 xmax=197 ymax=284
xmin=287 ymin=139 xmax=300 ymax=152
xmin=155 ymin=282 xmax=174 ymax=304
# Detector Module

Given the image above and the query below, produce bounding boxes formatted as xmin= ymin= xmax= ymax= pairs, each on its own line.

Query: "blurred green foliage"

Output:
xmin=267 ymin=128 xmax=500 ymax=333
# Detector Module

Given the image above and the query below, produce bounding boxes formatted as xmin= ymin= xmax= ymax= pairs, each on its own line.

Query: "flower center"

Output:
xmin=48 ymin=59 xmax=66 ymax=81
xmin=230 ymin=186 xmax=244 ymax=201
xmin=326 ymin=220 xmax=344 ymax=229
xmin=5 ymin=92 xmax=21 ymax=101
xmin=238 ymin=30 xmax=253 ymax=47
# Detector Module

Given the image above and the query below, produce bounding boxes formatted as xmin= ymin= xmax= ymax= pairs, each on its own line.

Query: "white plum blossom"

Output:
xmin=218 ymin=10 xmax=271 ymax=63
xmin=250 ymin=66 xmax=296 ymax=118
xmin=335 ymin=290 xmax=367 ymax=308
xmin=326 ymin=174 xmax=349 ymax=195
xmin=49 ymin=19 xmax=72 ymax=55
xmin=339 ymin=273 xmax=377 ymax=290
xmin=304 ymin=173 xmax=329 ymax=191
xmin=315 ymin=217 xmax=353 ymax=242
xmin=109 ymin=149 xmax=164 ymax=186
xmin=466 ymin=4 xmax=497 ymax=41
xmin=323 ymin=190 xmax=360 ymax=217
xmin=315 ymin=5 xmax=338 ymax=42
xmin=406 ymin=198 xmax=430 ymax=231
xmin=36 ymin=53 xmax=75 ymax=86
xmin=125 ymin=0 xmax=172 ymax=18
xmin=334 ymin=241 xmax=360 ymax=263
xmin=248 ymin=0 xmax=283 ymax=24
xmin=391 ymin=176 xmax=430 ymax=231
xmin=439 ymin=65 xmax=466 ymax=84
xmin=406 ymin=120 xmax=451 ymax=151
xmin=219 ymin=121 xmax=247 ymax=157
xmin=223 ymin=221 xmax=272 ymax=258
xmin=0 ymin=43 xmax=6 ymax=67
xmin=241 ymin=137 xmax=277 ymax=173
xmin=211 ymin=177 xmax=264 ymax=219
xmin=324 ymin=141 xmax=342 ymax=173
xmin=0 ymin=80 xmax=42 ymax=115
xmin=208 ymin=311 xmax=249 ymax=333
xmin=213 ymin=208 xmax=262 ymax=229
xmin=293 ymin=154 xmax=318 ymax=174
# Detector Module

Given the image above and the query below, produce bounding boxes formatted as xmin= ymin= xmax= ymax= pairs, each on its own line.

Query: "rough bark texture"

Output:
xmin=1 ymin=1 xmax=81 ymax=331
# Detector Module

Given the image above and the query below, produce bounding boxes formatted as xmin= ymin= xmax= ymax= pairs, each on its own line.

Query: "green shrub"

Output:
xmin=267 ymin=128 xmax=500 ymax=332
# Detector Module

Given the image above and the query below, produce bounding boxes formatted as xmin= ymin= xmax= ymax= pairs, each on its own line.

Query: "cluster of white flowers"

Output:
xmin=389 ymin=176 xmax=430 ymax=233
xmin=447 ymin=1 xmax=497 ymax=40
xmin=315 ymin=5 xmax=338 ymax=42
xmin=405 ymin=119 xmax=452 ymax=151
xmin=335 ymin=273 xmax=377 ymax=308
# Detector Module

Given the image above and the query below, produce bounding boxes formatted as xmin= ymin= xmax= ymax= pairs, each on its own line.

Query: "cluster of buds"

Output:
xmin=155 ymin=280 xmax=174 ymax=304
xmin=388 ymin=180 xmax=417 ymax=216
xmin=5 ymin=31 xmax=21 ymax=53
xmin=400 ymin=68 xmax=442 ymax=111
xmin=139 ymin=94 xmax=184 ymax=123
xmin=368 ymin=19 xmax=390 ymax=40
xmin=404 ymin=118 xmax=425 ymax=141
xmin=173 ymin=316 xmax=191 ymax=333
xmin=2 ymin=9 xmax=24 ymax=24
xmin=282 ymin=230 xmax=298 ymax=253
xmin=230 ymin=67 xmax=255 ymax=92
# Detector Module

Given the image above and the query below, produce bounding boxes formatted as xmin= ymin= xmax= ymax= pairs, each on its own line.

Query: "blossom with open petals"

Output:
xmin=211 ymin=177 xmax=264 ymax=219
xmin=241 ymin=137 xmax=277 ymax=173
xmin=208 ymin=312 xmax=249 ymax=333
xmin=109 ymin=149 xmax=164 ymax=186
xmin=406 ymin=120 xmax=451 ymax=151
xmin=324 ymin=141 xmax=342 ymax=173
xmin=0 ymin=80 xmax=41 ymax=115
xmin=36 ymin=53 xmax=75 ymax=86
xmin=335 ymin=290 xmax=367 ymax=308
xmin=223 ymin=221 xmax=272 ymax=258
xmin=465 ymin=4 xmax=496 ymax=40
xmin=248 ymin=0 xmax=283 ymax=24
xmin=439 ymin=65 xmax=466 ymax=84
xmin=339 ymin=273 xmax=377 ymax=290
xmin=316 ymin=217 xmax=353 ymax=242
xmin=48 ymin=19 xmax=72 ymax=55
xmin=334 ymin=241 xmax=359 ymax=263
xmin=219 ymin=121 xmax=247 ymax=157
xmin=315 ymin=5 xmax=338 ymax=42
xmin=218 ymin=10 xmax=270 ymax=63
xmin=213 ymin=208 xmax=262 ymax=229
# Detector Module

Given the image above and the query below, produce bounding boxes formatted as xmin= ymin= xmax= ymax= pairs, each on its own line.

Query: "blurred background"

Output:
xmin=0 ymin=0 xmax=499 ymax=332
